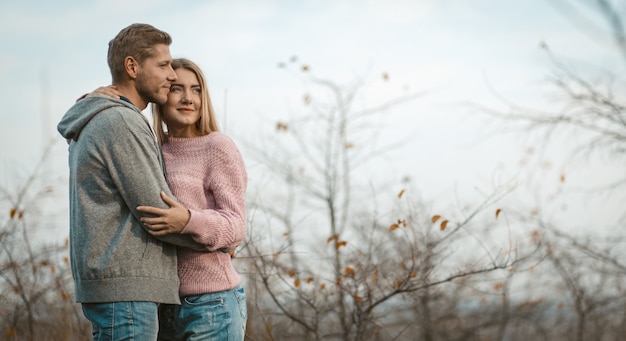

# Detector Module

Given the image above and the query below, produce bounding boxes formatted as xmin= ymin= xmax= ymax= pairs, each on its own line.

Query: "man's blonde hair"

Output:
xmin=107 ymin=23 xmax=172 ymax=83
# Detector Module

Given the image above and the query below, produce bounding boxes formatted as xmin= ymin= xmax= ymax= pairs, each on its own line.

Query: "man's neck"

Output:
xmin=112 ymin=83 xmax=147 ymax=110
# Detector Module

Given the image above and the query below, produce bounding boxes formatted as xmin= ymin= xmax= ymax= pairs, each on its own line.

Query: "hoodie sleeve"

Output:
xmin=90 ymin=107 xmax=207 ymax=251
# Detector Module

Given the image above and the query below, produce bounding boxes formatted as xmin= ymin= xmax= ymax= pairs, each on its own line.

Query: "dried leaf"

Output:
xmin=336 ymin=241 xmax=347 ymax=249
xmin=344 ymin=142 xmax=354 ymax=149
xmin=301 ymin=65 xmax=310 ymax=72
xmin=320 ymin=283 xmax=326 ymax=290
xmin=409 ymin=272 xmax=416 ymax=278
xmin=560 ymin=174 xmax=566 ymax=183
xmin=397 ymin=189 xmax=405 ymax=198
xmin=344 ymin=267 xmax=355 ymax=278
xmin=493 ymin=282 xmax=504 ymax=291
xmin=372 ymin=271 xmax=378 ymax=282
xmin=531 ymin=229 xmax=541 ymax=242
xmin=495 ymin=208 xmax=502 ymax=219
xmin=9 ymin=207 xmax=16 ymax=219
xmin=431 ymin=215 xmax=441 ymax=223
xmin=275 ymin=122 xmax=288 ymax=132
xmin=288 ymin=269 xmax=296 ymax=278
xmin=389 ymin=223 xmax=399 ymax=232
xmin=354 ymin=295 xmax=363 ymax=303
xmin=395 ymin=280 xmax=403 ymax=288
xmin=327 ymin=234 xmax=339 ymax=243
xmin=440 ymin=220 xmax=449 ymax=231
xmin=61 ymin=290 xmax=69 ymax=301
xmin=294 ymin=278 xmax=301 ymax=287
xmin=306 ymin=277 xmax=314 ymax=284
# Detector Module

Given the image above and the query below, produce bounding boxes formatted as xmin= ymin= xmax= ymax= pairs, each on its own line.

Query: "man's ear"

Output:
xmin=124 ymin=56 xmax=139 ymax=79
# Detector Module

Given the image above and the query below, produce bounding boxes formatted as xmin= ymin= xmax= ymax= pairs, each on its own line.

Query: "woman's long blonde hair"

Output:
xmin=152 ymin=58 xmax=220 ymax=144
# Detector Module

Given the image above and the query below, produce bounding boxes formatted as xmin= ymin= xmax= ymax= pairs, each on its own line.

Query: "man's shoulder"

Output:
xmin=89 ymin=103 xmax=147 ymax=127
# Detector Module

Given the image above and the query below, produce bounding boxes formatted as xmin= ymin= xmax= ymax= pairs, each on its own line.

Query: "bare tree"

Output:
xmin=239 ymin=61 xmax=534 ymax=340
xmin=470 ymin=1 xmax=626 ymax=340
xmin=0 ymin=147 xmax=89 ymax=341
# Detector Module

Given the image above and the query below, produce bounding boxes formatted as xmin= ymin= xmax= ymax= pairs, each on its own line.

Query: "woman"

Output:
xmin=98 ymin=58 xmax=248 ymax=340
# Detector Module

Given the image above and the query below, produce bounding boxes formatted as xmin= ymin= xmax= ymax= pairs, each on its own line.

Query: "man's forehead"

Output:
xmin=145 ymin=44 xmax=172 ymax=62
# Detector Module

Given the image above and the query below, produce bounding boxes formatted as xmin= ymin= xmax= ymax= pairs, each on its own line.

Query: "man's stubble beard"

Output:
xmin=136 ymin=74 xmax=168 ymax=105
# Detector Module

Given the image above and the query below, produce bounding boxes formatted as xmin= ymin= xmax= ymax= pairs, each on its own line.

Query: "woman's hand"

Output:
xmin=137 ymin=192 xmax=191 ymax=236
xmin=87 ymin=85 xmax=121 ymax=99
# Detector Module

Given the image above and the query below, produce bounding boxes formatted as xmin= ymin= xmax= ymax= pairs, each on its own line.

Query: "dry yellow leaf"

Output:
xmin=431 ymin=215 xmax=441 ymax=223
xmin=440 ymin=220 xmax=449 ymax=231
xmin=327 ymin=234 xmax=339 ymax=243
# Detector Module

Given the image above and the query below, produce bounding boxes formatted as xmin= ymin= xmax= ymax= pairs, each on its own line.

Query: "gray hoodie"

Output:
xmin=57 ymin=95 xmax=203 ymax=304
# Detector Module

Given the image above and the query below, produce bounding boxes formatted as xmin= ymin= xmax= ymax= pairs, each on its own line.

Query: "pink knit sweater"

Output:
xmin=162 ymin=132 xmax=247 ymax=296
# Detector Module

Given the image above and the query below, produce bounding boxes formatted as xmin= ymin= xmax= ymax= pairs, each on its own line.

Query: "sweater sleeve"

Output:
xmin=182 ymin=135 xmax=248 ymax=251
xmin=99 ymin=110 xmax=206 ymax=251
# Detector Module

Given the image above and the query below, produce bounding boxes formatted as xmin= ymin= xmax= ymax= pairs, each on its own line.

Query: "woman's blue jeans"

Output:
xmin=157 ymin=285 xmax=247 ymax=341
xmin=82 ymin=301 xmax=159 ymax=340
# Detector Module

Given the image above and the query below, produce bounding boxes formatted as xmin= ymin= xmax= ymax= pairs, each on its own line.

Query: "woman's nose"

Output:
xmin=181 ymin=91 xmax=192 ymax=104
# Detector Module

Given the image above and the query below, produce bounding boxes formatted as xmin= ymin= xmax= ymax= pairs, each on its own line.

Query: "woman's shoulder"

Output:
xmin=205 ymin=132 xmax=239 ymax=149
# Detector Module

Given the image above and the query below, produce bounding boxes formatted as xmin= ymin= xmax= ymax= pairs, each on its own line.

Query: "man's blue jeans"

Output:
xmin=157 ymin=285 xmax=247 ymax=341
xmin=82 ymin=301 xmax=159 ymax=340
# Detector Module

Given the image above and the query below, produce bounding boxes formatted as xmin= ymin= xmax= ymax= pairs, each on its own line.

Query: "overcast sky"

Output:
xmin=0 ymin=0 xmax=623 ymax=239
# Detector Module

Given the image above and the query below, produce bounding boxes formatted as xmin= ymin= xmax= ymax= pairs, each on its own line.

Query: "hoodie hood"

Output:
xmin=57 ymin=96 xmax=140 ymax=140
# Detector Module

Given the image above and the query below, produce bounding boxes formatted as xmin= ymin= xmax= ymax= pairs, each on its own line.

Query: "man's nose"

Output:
xmin=167 ymin=66 xmax=177 ymax=81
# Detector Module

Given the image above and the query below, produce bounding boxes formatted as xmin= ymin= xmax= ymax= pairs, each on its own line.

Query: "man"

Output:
xmin=57 ymin=23 xmax=203 ymax=340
